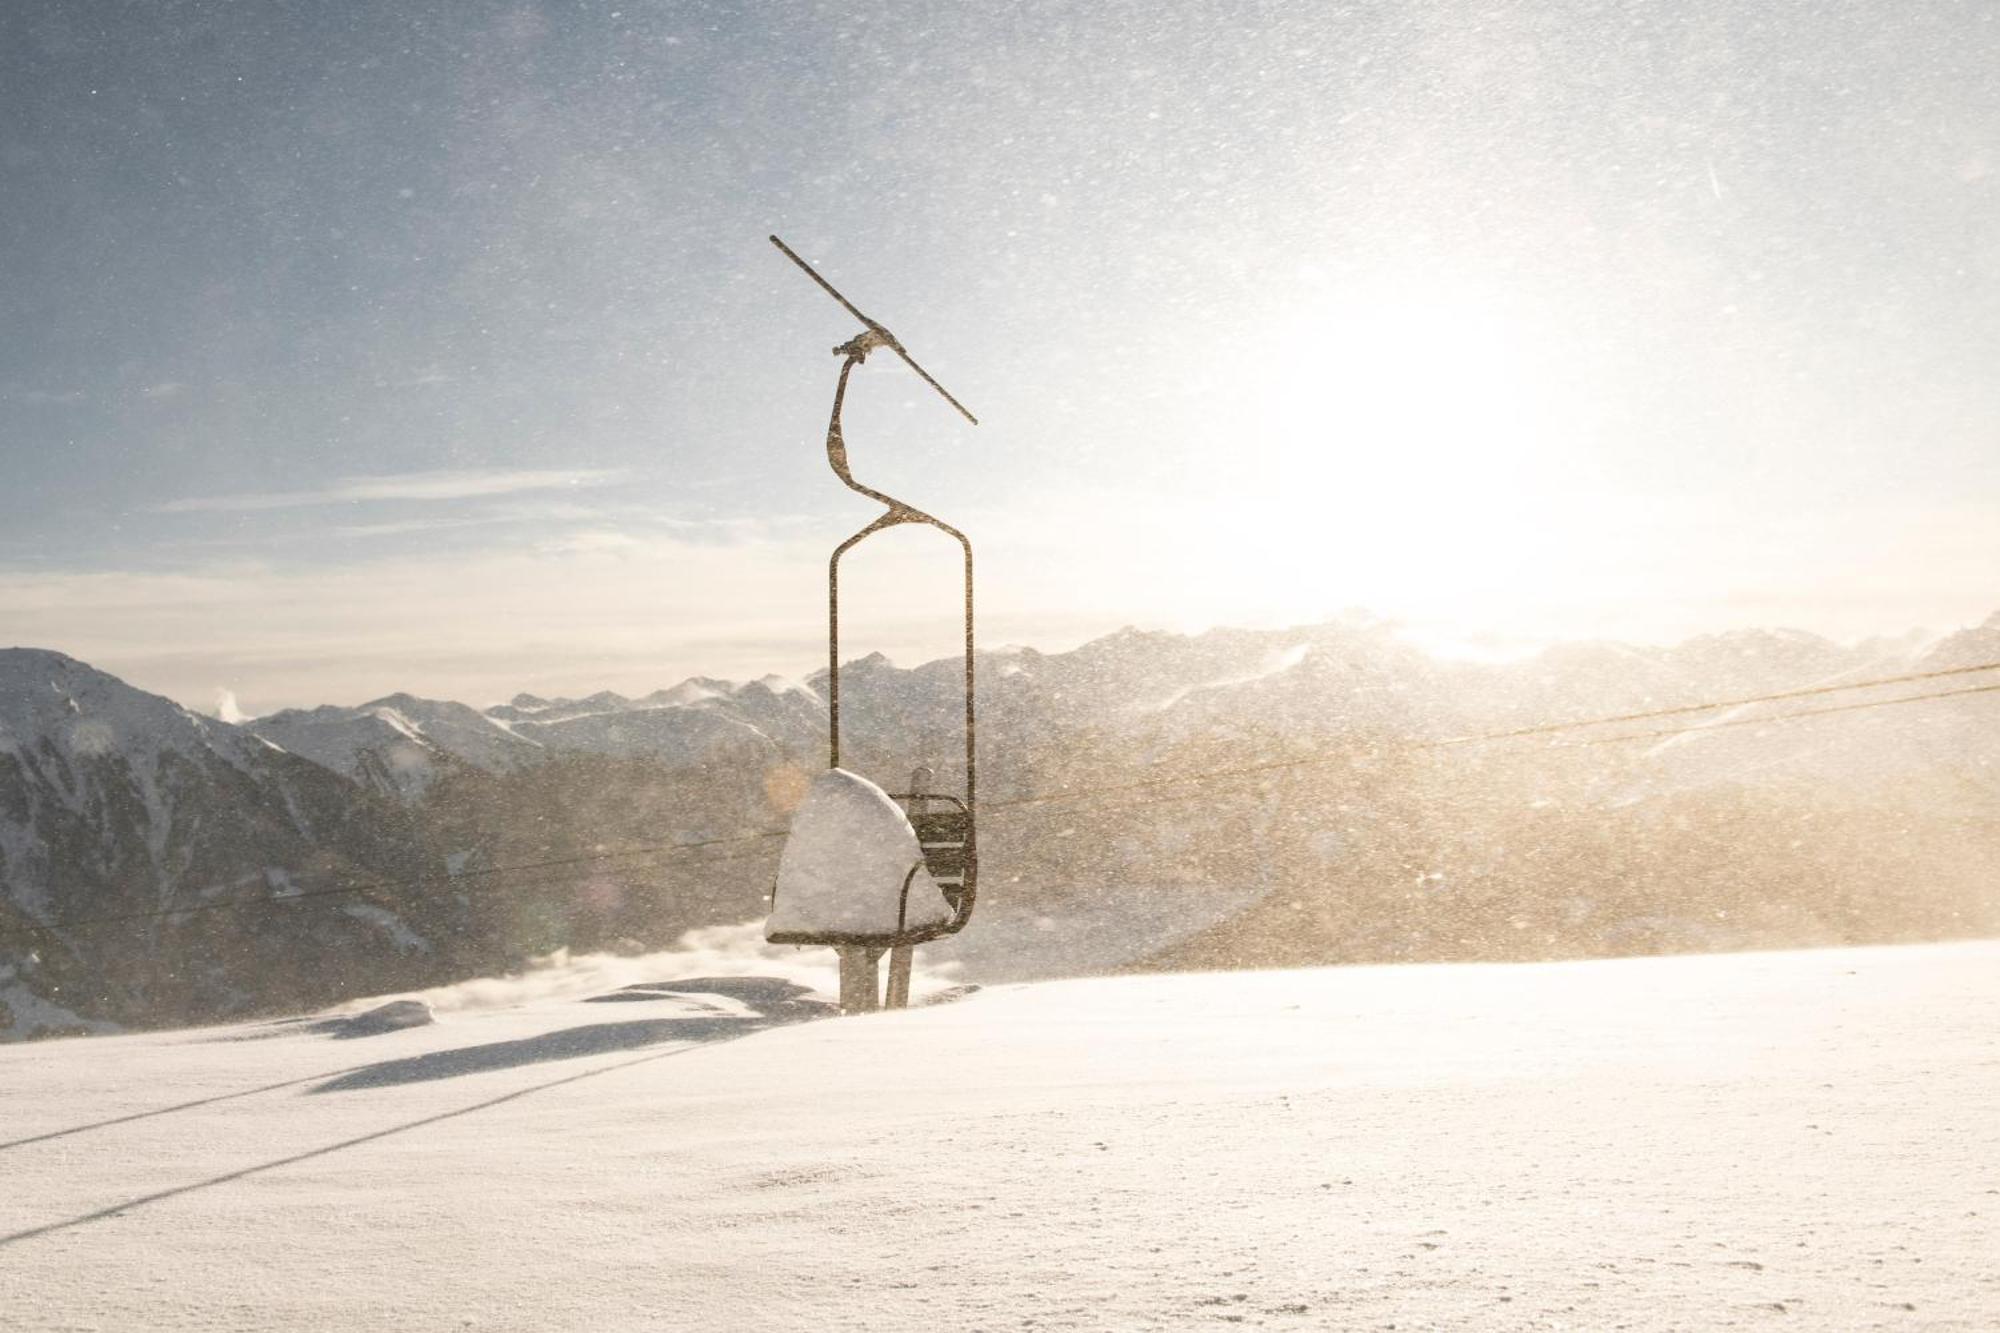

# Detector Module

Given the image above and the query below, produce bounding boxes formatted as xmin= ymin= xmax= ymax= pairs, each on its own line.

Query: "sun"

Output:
xmin=1262 ymin=281 xmax=1549 ymax=501
xmin=1189 ymin=276 xmax=1578 ymax=634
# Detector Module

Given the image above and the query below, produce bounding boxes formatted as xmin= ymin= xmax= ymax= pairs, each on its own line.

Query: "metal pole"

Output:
xmin=884 ymin=766 xmax=931 ymax=1010
xmin=883 ymin=945 xmax=913 ymax=1010
xmin=837 ymin=946 xmax=883 ymax=1014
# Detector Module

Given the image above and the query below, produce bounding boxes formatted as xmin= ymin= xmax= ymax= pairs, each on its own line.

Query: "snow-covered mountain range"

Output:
xmin=3 ymin=609 xmax=1997 ymax=1039
xmin=231 ymin=611 xmax=2000 ymax=805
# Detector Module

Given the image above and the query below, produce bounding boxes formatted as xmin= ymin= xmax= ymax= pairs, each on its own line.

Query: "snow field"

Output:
xmin=0 ymin=941 xmax=1995 ymax=1330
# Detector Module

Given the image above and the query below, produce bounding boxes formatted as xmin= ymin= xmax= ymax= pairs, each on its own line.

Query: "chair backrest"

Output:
xmin=904 ymin=801 xmax=975 ymax=912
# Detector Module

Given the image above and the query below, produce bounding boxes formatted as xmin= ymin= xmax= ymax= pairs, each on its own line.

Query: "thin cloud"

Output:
xmin=0 ymin=530 xmax=833 ymax=708
xmin=532 ymin=529 xmax=645 ymax=556
xmin=154 ymin=469 xmax=626 ymax=514
xmin=333 ymin=517 xmax=502 ymax=539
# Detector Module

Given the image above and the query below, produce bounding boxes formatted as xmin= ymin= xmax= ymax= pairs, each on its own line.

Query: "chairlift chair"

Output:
xmin=762 ymin=237 xmax=981 ymax=995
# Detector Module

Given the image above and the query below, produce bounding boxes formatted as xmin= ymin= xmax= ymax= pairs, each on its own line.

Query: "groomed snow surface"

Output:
xmin=2 ymin=941 xmax=1996 ymax=1331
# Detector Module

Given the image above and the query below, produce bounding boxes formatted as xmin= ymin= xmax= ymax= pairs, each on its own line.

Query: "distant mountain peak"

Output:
xmin=0 ymin=646 xmax=94 ymax=688
xmin=644 ymin=677 xmax=735 ymax=707
xmin=744 ymin=673 xmax=818 ymax=699
xmin=0 ymin=648 xmax=221 ymax=748
xmin=363 ymin=691 xmax=429 ymax=711
xmin=0 ymin=645 xmax=80 ymax=666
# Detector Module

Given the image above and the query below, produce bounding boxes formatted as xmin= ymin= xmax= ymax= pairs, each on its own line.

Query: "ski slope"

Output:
xmin=2 ymin=942 xmax=1996 ymax=1330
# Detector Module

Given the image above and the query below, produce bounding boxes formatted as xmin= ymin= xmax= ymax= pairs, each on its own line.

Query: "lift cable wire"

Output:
xmin=1421 ymin=656 xmax=2000 ymax=749
xmin=1555 ymin=678 xmax=2000 ymax=748
xmin=13 ymin=659 xmax=2000 ymax=939
xmin=976 ymin=664 xmax=2000 ymax=815
xmin=13 ymin=837 xmax=784 ymax=938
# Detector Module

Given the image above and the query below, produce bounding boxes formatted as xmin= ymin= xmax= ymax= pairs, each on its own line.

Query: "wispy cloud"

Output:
xmin=331 ymin=517 xmax=503 ymax=539
xmin=0 ymin=527 xmax=831 ymax=709
xmin=3 ymin=387 xmax=87 ymax=406
xmin=154 ymin=468 xmax=626 ymax=514
xmin=532 ymin=530 xmax=645 ymax=556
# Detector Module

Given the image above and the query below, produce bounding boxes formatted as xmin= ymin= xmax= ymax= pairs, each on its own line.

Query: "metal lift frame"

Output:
xmin=765 ymin=235 xmax=980 ymax=959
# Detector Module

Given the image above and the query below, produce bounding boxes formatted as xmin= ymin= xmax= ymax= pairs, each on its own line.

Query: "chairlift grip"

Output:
xmin=769 ymin=234 xmax=980 ymax=425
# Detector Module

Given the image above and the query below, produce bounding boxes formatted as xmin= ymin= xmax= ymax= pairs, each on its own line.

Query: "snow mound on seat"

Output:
xmin=766 ymin=768 xmax=953 ymax=942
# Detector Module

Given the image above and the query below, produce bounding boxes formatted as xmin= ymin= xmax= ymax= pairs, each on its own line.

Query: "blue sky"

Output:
xmin=2 ymin=1 xmax=1996 ymax=711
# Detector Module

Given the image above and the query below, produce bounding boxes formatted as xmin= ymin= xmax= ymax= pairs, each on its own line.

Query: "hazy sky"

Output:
xmin=3 ymin=0 xmax=1996 ymax=712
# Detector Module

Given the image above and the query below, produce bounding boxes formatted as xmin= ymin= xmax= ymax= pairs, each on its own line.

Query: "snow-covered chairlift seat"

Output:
xmin=766 ymin=768 xmax=977 ymax=948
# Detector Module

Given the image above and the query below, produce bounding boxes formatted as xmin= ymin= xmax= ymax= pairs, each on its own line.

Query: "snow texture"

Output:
xmin=765 ymin=768 xmax=953 ymax=943
xmin=0 ymin=942 xmax=1995 ymax=1329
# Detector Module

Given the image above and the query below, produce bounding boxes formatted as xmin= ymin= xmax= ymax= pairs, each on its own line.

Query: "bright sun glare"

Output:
xmin=1190 ymin=277 xmax=1576 ymax=638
